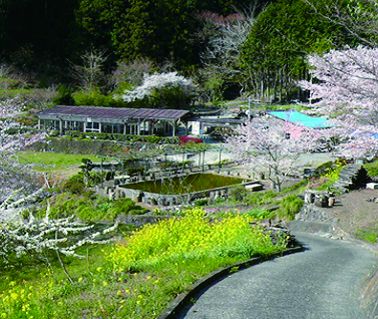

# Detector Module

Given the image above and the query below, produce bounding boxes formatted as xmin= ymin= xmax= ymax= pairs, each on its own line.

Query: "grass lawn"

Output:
xmin=364 ymin=159 xmax=378 ymax=178
xmin=355 ymin=226 xmax=378 ymax=244
xmin=0 ymin=209 xmax=286 ymax=319
xmin=17 ymin=151 xmax=104 ymax=172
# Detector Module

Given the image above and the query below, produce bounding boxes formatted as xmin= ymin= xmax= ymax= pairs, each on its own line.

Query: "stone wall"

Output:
xmin=103 ymin=180 xmax=261 ymax=207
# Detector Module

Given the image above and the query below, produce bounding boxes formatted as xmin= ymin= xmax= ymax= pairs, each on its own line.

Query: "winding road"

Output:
xmin=179 ymin=233 xmax=377 ymax=319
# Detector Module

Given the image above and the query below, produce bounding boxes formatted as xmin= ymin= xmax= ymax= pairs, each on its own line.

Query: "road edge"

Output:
xmin=158 ymin=245 xmax=305 ymax=319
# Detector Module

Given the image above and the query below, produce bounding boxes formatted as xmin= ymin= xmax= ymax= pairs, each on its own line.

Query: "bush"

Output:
xmin=193 ymin=198 xmax=209 ymax=206
xmin=53 ymin=84 xmax=75 ymax=105
xmin=72 ymin=89 xmax=117 ymax=107
xmin=149 ymin=85 xmax=194 ymax=109
xmin=276 ymin=195 xmax=304 ymax=220
xmin=64 ymin=131 xmax=179 ymax=144
xmin=246 ymin=190 xmax=278 ymax=206
xmin=62 ymin=174 xmax=86 ymax=194
xmin=45 ymin=192 xmax=146 ymax=222
xmin=364 ymin=159 xmax=378 ymax=177
xmin=229 ymin=185 xmax=248 ymax=201
xmin=355 ymin=227 xmax=378 ymax=244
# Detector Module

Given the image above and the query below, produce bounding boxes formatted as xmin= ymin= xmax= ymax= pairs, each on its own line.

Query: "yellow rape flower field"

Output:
xmin=0 ymin=208 xmax=287 ymax=319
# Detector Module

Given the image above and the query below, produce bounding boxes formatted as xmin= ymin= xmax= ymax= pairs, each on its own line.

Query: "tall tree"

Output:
xmin=0 ymin=0 xmax=83 ymax=69
xmin=240 ymin=0 xmax=350 ymax=102
xmin=77 ymin=0 xmax=262 ymax=68
xmin=226 ymin=117 xmax=320 ymax=191
xmin=300 ymin=46 xmax=378 ymax=160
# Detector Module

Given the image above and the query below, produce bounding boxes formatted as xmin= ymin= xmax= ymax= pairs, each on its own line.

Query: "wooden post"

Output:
xmin=38 ymin=119 xmax=41 ymax=130
xmin=137 ymin=119 xmax=141 ymax=135
xmin=59 ymin=119 xmax=63 ymax=135
xmin=83 ymin=122 xmax=87 ymax=133
xmin=99 ymin=122 xmax=102 ymax=133
xmin=172 ymin=121 xmax=176 ymax=137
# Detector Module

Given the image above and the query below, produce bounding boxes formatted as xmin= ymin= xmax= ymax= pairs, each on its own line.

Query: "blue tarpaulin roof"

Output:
xmin=268 ymin=110 xmax=332 ymax=129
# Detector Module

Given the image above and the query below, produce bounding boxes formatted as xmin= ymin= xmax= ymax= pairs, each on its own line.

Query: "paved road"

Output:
xmin=181 ymin=234 xmax=377 ymax=319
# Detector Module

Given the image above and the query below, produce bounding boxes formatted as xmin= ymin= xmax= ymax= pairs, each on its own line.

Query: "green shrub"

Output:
xmin=62 ymin=174 xmax=86 ymax=194
xmin=193 ymin=198 xmax=209 ymax=206
xmin=276 ymin=195 xmax=304 ymax=220
xmin=64 ymin=131 xmax=179 ymax=144
xmin=203 ymin=74 xmax=225 ymax=103
xmin=229 ymin=185 xmax=248 ymax=201
xmin=49 ymin=130 xmax=60 ymax=137
xmin=246 ymin=190 xmax=278 ymax=206
xmin=45 ymin=192 xmax=146 ymax=222
xmin=53 ymin=84 xmax=74 ymax=105
xmin=364 ymin=159 xmax=378 ymax=177
xmin=149 ymin=85 xmax=193 ymax=109
xmin=72 ymin=88 xmax=121 ymax=107
xmin=355 ymin=227 xmax=378 ymax=244
xmin=244 ymin=209 xmax=274 ymax=220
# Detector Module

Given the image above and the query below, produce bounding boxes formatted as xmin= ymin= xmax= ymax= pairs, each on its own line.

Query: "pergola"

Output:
xmin=38 ymin=105 xmax=191 ymax=136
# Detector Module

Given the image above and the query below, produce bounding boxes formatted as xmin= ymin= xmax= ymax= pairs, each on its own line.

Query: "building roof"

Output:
xmin=268 ymin=110 xmax=332 ymax=129
xmin=194 ymin=117 xmax=245 ymax=125
xmin=38 ymin=105 xmax=191 ymax=122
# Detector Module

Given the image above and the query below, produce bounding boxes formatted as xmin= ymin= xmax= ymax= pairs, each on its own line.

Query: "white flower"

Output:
xmin=123 ymin=72 xmax=195 ymax=102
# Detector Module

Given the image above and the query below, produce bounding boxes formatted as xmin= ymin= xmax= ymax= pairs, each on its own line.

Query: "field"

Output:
xmin=0 ymin=209 xmax=286 ymax=319
xmin=17 ymin=151 xmax=104 ymax=172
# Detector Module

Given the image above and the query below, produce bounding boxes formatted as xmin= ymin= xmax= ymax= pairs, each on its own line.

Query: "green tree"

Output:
xmin=77 ymin=0 xmax=262 ymax=69
xmin=0 ymin=0 xmax=83 ymax=73
xmin=240 ymin=0 xmax=351 ymax=102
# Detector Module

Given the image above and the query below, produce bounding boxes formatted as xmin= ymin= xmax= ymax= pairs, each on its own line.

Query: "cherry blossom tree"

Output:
xmin=227 ymin=117 xmax=320 ymax=191
xmin=122 ymin=72 xmax=195 ymax=102
xmin=0 ymin=100 xmax=118 ymax=278
xmin=300 ymin=46 xmax=378 ymax=160
xmin=0 ymin=207 xmax=118 ymax=281
xmin=0 ymin=97 xmax=46 ymax=214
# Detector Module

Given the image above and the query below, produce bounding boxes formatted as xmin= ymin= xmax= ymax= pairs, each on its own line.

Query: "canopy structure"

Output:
xmin=269 ymin=110 xmax=332 ymax=129
xmin=38 ymin=105 xmax=192 ymax=136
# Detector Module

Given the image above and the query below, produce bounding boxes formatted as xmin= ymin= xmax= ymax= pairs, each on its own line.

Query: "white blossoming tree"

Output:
xmin=300 ymin=46 xmax=378 ymax=160
xmin=0 ymin=205 xmax=118 ymax=282
xmin=122 ymin=72 xmax=196 ymax=108
xmin=0 ymin=97 xmax=46 ymax=212
xmin=0 ymin=98 xmax=117 ymax=281
xmin=227 ymin=117 xmax=320 ymax=191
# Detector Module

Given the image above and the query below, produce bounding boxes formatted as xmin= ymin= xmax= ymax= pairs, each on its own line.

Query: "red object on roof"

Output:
xmin=179 ymin=136 xmax=203 ymax=145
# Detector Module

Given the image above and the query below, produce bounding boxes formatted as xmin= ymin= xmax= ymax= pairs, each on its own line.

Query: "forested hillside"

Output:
xmin=0 ymin=0 xmax=376 ymax=103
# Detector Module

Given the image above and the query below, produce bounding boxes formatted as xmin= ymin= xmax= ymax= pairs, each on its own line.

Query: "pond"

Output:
xmin=123 ymin=173 xmax=245 ymax=195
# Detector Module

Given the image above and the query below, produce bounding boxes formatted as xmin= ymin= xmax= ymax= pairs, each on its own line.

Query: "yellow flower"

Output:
xmin=10 ymin=292 xmax=18 ymax=300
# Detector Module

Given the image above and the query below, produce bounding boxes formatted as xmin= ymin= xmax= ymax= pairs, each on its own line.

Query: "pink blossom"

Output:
xmin=226 ymin=117 xmax=320 ymax=191
xmin=300 ymin=46 xmax=378 ymax=160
